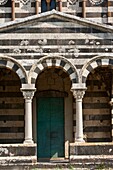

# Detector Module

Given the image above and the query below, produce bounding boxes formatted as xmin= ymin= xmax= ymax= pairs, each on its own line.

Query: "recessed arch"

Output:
xmin=29 ymin=56 xmax=78 ymax=87
xmin=0 ymin=55 xmax=28 ymax=84
xmin=80 ymin=56 xmax=113 ymax=83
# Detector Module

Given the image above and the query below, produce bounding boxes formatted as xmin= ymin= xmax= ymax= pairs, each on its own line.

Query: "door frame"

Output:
xmin=32 ymin=91 xmax=73 ymax=160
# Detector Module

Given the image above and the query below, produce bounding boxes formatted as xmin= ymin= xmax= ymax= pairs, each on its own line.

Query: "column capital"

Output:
xmin=21 ymin=90 xmax=36 ymax=100
xmin=71 ymin=89 xmax=86 ymax=100
xmin=71 ymin=83 xmax=87 ymax=99
xmin=20 ymin=84 xmax=36 ymax=100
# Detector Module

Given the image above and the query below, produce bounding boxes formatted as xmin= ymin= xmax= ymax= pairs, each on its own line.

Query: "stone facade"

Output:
xmin=0 ymin=0 xmax=113 ymax=162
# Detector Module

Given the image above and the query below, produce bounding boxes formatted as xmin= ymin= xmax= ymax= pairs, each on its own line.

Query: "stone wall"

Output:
xmin=83 ymin=67 xmax=111 ymax=142
xmin=0 ymin=0 xmax=112 ymax=24
xmin=0 ymin=68 xmax=24 ymax=143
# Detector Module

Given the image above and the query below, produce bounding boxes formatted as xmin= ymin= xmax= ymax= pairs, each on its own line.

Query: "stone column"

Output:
xmin=82 ymin=0 xmax=87 ymax=18
xmin=71 ymin=87 xmax=86 ymax=142
xmin=12 ymin=0 xmax=15 ymax=21
xmin=35 ymin=0 xmax=39 ymax=14
xmin=58 ymin=0 xmax=62 ymax=12
xmin=21 ymin=85 xmax=36 ymax=144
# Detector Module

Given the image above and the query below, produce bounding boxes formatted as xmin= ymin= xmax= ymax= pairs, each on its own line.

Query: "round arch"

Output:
xmin=0 ymin=55 xmax=28 ymax=84
xmin=80 ymin=56 xmax=113 ymax=83
xmin=29 ymin=56 xmax=78 ymax=87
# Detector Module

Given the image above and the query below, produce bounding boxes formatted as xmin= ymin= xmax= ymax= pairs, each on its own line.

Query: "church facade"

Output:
xmin=0 ymin=0 xmax=113 ymax=162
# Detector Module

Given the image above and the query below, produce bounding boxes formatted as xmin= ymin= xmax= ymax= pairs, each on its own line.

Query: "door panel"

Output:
xmin=37 ymin=98 xmax=51 ymax=158
xmin=37 ymin=97 xmax=64 ymax=159
xmin=50 ymin=98 xmax=64 ymax=158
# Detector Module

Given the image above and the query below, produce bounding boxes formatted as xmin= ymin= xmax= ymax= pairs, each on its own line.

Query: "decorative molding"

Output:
xmin=89 ymin=0 xmax=104 ymax=5
xmin=0 ymin=0 xmax=8 ymax=5
xmin=68 ymin=0 xmax=78 ymax=5
xmin=20 ymin=0 xmax=30 ymax=5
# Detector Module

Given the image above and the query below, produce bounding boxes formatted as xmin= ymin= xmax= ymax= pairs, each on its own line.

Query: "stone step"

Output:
xmin=0 ymin=156 xmax=37 ymax=165
xmin=0 ymin=155 xmax=113 ymax=169
xmin=0 ymin=144 xmax=36 ymax=157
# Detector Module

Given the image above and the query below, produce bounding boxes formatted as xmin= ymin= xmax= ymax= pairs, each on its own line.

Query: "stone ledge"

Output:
xmin=0 ymin=156 xmax=37 ymax=166
xmin=70 ymin=142 xmax=113 ymax=155
xmin=0 ymin=144 xmax=36 ymax=157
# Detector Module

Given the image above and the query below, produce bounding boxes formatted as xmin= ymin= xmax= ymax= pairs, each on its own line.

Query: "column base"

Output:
xmin=75 ymin=138 xmax=85 ymax=143
xmin=24 ymin=139 xmax=34 ymax=144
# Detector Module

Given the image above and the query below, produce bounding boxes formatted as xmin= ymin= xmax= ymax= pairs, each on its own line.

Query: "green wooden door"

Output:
xmin=37 ymin=97 xmax=64 ymax=159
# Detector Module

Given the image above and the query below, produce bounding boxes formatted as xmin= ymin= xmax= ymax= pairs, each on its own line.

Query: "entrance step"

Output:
xmin=0 ymin=155 xmax=113 ymax=169
xmin=0 ymin=156 xmax=37 ymax=165
xmin=70 ymin=142 xmax=113 ymax=155
xmin=0 ymin=144 xmax=36 ymax=157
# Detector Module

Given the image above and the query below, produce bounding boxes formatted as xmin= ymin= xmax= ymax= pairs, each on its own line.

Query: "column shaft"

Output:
xmin=12 ymin=0 xmax=15 ymax=21
xmin=24 ymin=99 xmax=33 ymax=143
xmin=58 ymin=0 xmax=62 ymax=12
xmin=71 ymin=87 xmax=86 ymax=143
xmin=21 ymin=86 xmax=36 ymax=144
xmin=35 ymin=0 xmax=39 ymax=14
xmin=76 ymin=98 xmax=84 ymax=141
xmin=82 ymin=0 xmax=86 ymax=18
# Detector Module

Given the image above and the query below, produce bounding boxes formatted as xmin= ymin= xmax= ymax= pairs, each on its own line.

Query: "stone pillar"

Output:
xmin=71 ymin=86 xmax=86 ymax=142
xmin=21 ymin=85 xmax=36 ymax=144
xmin=12 ymin=0 xmax=15 ymax=21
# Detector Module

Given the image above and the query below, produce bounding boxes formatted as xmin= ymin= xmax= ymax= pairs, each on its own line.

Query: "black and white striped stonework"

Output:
xmin=0 ymin=12 xmax=113 ymax=81
xmin=82 ymin=58 xmax=113 ymax=83
xmin=30 ymin=57 xmax=77 ymax=85
xmin=0 ymin=67 xmax=24 ymax=144
xmin=0 ymin=0 xmax=112 ymax=25
xmin=0 ymin=58 xmax=27 ymax=84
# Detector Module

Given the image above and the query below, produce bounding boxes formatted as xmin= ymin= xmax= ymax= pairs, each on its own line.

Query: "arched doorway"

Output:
xmin=83 ymin=66 xmax=111 ymax=142
xmin=34 ymin=67 xmax=73 ymax=160
xmin=0 ymin=67 xmax=24 ymax=143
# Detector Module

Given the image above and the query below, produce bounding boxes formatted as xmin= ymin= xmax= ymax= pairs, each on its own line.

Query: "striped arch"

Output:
xmin=81 ymin=56 xmax=113 ymax=83
xmin=29 ymin=56 xmax=78 ymax=86
xmin=0 ymin=56 xmax=28 ymax=84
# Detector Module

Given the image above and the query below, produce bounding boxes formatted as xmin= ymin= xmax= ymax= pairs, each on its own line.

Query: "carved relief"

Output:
xmin=13 ymin=48 xmax=21 ymax=54
xmin=22 ymin=90 xmax=36 ymax=100
xmin=13 ymin=39 xmax=47 ymax=54
xmin=13 ymin=38 xmax=80 ymax=57
xmin=20 ymin=40 xmax=29 ymax=46
xmin=71 ymin=90 xmax=85 ymax=99
xmin=68 ymin=40 xmax=80 ymax=57
xmin=0 ymin=0 xmax=8 ymax=5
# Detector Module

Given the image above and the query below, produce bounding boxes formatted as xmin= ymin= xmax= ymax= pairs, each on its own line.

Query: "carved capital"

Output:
xmin=21 ymin=88 xmax=36 ymax=100
xmin=71 ymin=89 xmax=85 ymax=100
